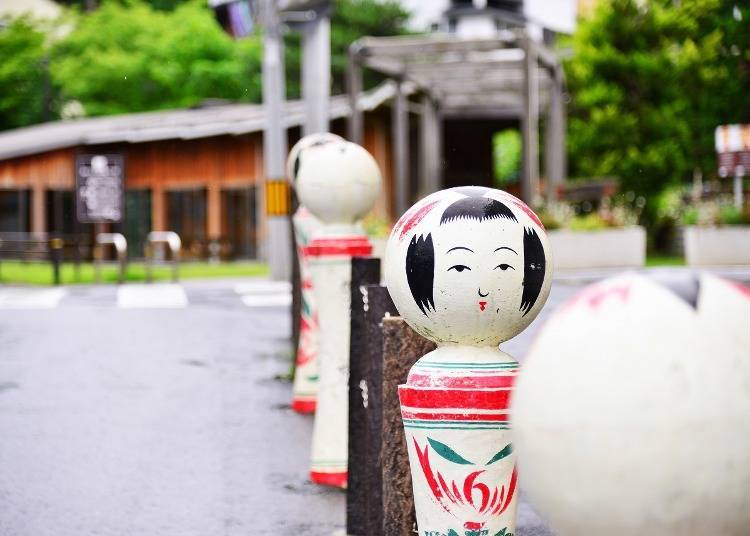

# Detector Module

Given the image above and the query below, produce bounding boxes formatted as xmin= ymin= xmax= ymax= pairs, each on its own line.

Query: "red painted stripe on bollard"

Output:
xmin=304 ymin=236 xmax=372 ymax=257
xmin=398 ymin=386 xmax=512 ymax=411
xmin=292 ymin=399 xmax=316 ymax=413
xmin=407 ymin=373 xmax=516 ymax=389
xmin=310 ymin=471 xmax=347 ymax=488
xmin=401 ymin=410 xmax=511 ymax=421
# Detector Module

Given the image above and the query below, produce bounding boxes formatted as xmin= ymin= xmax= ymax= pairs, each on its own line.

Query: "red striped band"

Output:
xmin=310 ymin=471 xmax=347 ymax=488
xmin=304 ymin=236 xmax=372 ymax=257
xmin=292 ymin=399 xmax=316 ymax=414
xmin=399 ymin=386 xmax=512 ymax=411
xmin=401 ymin=410 xmax=510 ymax=421
xmin=407 ymin=373 xmax=516 ymax=389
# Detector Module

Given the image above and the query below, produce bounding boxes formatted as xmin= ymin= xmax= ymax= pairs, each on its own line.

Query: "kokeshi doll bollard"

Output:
xmin=295 ymin=139 xmax=382 ymax=487
xmin=384 ymin=187 xmax=552 ymax=536
xmin=287 ymin=133 xmax=343 ymax=413
xmin=512 ymin=273 xmax=750 ymax=536
xmin=290 ymin=206 xmax=323 ymax=412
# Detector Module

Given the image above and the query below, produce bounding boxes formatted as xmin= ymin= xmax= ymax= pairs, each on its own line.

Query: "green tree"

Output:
xmin=565 ymin=0 xmax=749 ymax=219
xmin=51 ymin=1 xmax=262 ymax=116
xmin=0 ymin=17 xmax=50 ymax=130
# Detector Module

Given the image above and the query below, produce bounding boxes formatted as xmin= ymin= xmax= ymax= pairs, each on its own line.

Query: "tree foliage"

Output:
xmin=50 ymin=1 xmax=262 ymax=115
xmin=0 ymin=0 xmax=409 ymax=125
xmin=0 ymin=17 xmax=49 ymax=130
xmin=566 ymin=0 xmax=750 ymax=216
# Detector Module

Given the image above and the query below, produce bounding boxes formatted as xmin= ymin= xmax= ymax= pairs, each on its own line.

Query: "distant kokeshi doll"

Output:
xmin=384 ymin=186 xmax=553 ymax=536
xmin=296 ymin=138 xmax=382 ymax=487
xmin=286 ymin=132 xmax=343 ymax=413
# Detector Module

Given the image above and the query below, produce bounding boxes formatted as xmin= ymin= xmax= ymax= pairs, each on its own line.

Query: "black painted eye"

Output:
xmin=494 ymin=264 xmax=515 ymax=271
xmin=448 ymin=265 xmax=471 ymax=273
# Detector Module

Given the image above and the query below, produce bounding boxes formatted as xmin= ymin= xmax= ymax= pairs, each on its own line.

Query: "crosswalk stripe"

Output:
xmin=0 ymin=288 xmax=67 ymax=309
xmin=117 ymin=284 xmax=188 ymax=309
xmin=240 ymin=293 xmax=292 ymax=308
xmin=234 ymin=281 xmax=292 ymax=295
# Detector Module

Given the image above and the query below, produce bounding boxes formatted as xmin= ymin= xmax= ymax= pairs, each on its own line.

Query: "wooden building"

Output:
xmin=0 ymin=87 xmax=395 ymax=259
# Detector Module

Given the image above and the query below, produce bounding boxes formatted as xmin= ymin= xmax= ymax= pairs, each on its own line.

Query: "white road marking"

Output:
xmin=240 ymin=293 xmax=292 ymax=308
xmin=233 ymin=280 xmax=292 ymax=295
xmin=117 ymin=284 xmax=188 ymax=309
xmin=235 ymin=279 xmax=292 ymax=308
xmin=0 ymin=288 xmax=67 ymax=309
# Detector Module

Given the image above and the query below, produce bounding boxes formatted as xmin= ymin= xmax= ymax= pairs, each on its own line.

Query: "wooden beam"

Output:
xmin=545 ymin=66 xmax=566 ymax=204
xmin=392 ymin=80 xmax=409 ymax=218
xmin=356 ymin=34 xmax=517 ymax=58
xmin=521 ymin=36 xmax=540 ymax=206
xmin=347 ymin=48 xmax=364 ymax=144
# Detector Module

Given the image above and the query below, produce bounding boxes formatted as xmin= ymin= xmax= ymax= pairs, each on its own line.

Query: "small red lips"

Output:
xmin=479 ymin=301 xmax=487 ymax=311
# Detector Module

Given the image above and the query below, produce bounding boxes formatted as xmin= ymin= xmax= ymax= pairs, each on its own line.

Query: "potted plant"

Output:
xmin=682 ymin=197 xmax=750 ymax=266
xmin=541 ymin=193 xmax=647 ymax=270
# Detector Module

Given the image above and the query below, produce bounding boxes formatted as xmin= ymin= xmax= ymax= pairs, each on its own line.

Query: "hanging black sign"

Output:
xmin=75 ymin=154 xmax=124 ymax=223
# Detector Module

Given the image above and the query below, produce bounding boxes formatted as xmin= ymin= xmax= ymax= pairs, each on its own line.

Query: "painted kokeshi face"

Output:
xmin=512 ymin=273 xmax=750 ymax=535
xmin=385 ymin=186 xmax=553 ymax=346
xmin=295 ymin=140 xmax=382 ymax=226
xmin=286 ymin=132 xmax=343 ymax=184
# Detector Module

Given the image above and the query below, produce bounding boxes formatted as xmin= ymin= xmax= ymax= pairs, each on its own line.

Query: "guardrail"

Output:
xmin=145 ymin=231 xmax=181 ymax=282
xmin=94 ymin=233 xmax=128 ymax=284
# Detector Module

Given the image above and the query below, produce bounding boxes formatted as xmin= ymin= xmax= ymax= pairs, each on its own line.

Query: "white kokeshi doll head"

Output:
xmin=512 ymin=272 xmax=750 ymax=535
xmin=295 ymin=140 xmax=382 ymax=226
xmin=384 ymin=186 xmax=553 ymax=347
xmin=286 ymin=132 xmax=343 ymax=185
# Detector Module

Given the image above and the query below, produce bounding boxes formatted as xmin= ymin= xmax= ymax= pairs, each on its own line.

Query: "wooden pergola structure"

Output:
xmin=347 ymin=31 xmax=567 ymax=214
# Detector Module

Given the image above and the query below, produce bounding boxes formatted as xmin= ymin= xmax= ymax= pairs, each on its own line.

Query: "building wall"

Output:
xmin=0 ymin=116 xmax=395 ymax=256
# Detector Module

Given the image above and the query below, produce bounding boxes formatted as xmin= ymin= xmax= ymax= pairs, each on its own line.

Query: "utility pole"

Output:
xmin=260 ymin=0 xmax=292 ymax=280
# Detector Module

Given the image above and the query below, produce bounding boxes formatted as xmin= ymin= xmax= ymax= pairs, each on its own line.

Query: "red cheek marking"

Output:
xmin=479 ymin=301 xmax=487 ymax=311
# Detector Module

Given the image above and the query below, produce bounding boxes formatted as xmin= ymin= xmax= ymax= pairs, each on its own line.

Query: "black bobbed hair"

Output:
xmin=520 ymin=227 xmax=546 ymax=316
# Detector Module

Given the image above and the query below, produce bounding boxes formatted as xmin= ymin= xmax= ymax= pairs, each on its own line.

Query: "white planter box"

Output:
xmin=684 ymin=226 xmax=750 ymax=266
xmin=547 ymin=226 xmax=646 ymax=270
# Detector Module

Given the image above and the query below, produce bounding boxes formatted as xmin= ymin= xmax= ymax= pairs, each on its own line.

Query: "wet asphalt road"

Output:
xmin=7 ymin=271 xmax=724 ymax=535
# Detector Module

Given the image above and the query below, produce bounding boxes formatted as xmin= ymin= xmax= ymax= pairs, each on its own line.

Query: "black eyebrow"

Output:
xmin=494 ymin=246 xmax=518 ymax=255
xmin=447 ymin=246 xmax=474 ymax=254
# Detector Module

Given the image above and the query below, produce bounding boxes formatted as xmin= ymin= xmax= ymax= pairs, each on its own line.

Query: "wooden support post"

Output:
xmin=363 ymin=284 xmax=399 ymax=534
xmin=347 ymin=258 xmax=383 ymax=536
xmin=419 ymin=95 xmax=441 ymax=197
xmin=545 ymin=66 xmax=566 ymax=205
xmin=392 ymin=80 xmax=410 ymax=218
xmin=347 ymin=49 xmax=364 ymax=144
xmin=151 ymin=186 xmax=165 ymax=232
xmin=302 ymin=12 xmax=330 ymax=136
xmin=521 ymin=36 xmax=540 ymax=206
xmin=382 ymin=316 xmax=436 ymax=536
xmin=31 ymin=183 xmax=46 ymax=236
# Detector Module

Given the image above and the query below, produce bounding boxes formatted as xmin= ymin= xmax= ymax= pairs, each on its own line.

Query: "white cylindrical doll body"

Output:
xmin=287 ymin=133 xmax=343 ymax=413
xmin=385 ymin=187 xmax=553 ymax=535
xmin=295 ymin=139 xmax=382 ymax=487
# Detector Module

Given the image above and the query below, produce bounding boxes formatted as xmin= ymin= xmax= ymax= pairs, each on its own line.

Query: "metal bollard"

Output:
xmin=49 ymin=237 xmax=64 ymax=285
xmin=296 ymin=138 xmax=382 ymax=488
xmin=145 ymin=231 xmax=181 ymax=282
xmin=384 ymin=186 xmax=553 ymax=535
xmin=95 ymin=233 xmax=127 ymax=284
xmin=287 ymin=133 xmax=343 ymax=414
